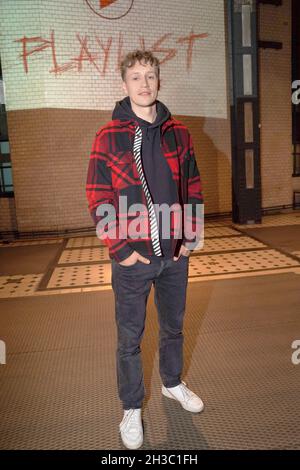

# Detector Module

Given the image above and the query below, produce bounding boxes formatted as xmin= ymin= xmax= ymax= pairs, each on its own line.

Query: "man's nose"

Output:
xmin=141 ymin=76 xmax=149 ymax=87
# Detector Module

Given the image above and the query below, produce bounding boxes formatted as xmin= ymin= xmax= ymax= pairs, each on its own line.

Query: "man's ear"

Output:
xmin=122 ymin=80 xmax=128 ymax=96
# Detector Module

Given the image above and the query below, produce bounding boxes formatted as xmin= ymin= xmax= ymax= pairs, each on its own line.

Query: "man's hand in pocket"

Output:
xmin=173 ymin=245 xmax=190 ymax=261
xmin=119 ymin=251 xmax=151 ymax=267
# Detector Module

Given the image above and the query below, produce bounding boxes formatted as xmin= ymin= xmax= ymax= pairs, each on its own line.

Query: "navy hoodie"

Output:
xmin=112 ymin=96 xmax=179 ymax=258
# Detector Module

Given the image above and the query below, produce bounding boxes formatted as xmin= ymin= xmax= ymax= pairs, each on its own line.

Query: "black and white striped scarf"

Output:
xmin=133 ymin=126 xmax=162 ymax=256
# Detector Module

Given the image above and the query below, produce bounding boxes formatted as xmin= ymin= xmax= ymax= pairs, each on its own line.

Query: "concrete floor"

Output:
xmin=0 ymin=212 xmax=300 ymax=449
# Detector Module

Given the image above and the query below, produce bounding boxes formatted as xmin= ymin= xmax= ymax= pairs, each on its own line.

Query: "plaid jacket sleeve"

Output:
xmin=86 ymin=129 xmax=135 ymax=262
xmin=182 ymin=132 xmax=204 ymax=251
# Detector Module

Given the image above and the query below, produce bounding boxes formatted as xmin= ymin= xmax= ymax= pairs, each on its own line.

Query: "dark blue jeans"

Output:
xmin=111 ymin=254 xmax=189 ymax=410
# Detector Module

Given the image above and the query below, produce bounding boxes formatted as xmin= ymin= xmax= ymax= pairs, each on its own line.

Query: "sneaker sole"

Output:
xmin=162 ymin=387 xmax=204 ymax=413
xmin=120 ymin=435 xmax=143 ymax=450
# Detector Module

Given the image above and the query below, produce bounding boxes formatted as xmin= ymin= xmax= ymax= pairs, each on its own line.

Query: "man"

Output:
xmin=86 ymin=50 xmax=204 ymax=450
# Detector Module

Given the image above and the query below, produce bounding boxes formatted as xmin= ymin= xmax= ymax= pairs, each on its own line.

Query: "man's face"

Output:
xmin=122 ymin=60 xmax=159 ymax=109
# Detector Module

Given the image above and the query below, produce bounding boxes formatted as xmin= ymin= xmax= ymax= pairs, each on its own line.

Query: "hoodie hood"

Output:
xmin=112 ymin=96 xmax=170 ymax=131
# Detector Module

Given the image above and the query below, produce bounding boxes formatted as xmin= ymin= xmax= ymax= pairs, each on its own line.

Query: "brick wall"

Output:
xmin=0 ymin=197 xmax=17 ymax=233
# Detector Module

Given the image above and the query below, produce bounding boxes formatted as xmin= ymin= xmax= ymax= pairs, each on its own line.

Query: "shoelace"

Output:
xmin=178 ymin=382 xmax=196 ymax=403
xmin=121 ymin=409 xmax=141 ymax=433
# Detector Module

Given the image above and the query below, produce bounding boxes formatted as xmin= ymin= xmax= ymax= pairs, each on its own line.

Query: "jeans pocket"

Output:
xmin=118 ymin=260 xmax=139 ymax=269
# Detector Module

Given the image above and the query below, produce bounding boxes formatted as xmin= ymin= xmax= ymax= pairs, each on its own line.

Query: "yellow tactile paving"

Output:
xmin=59 ymin=235 xmax=264 ymax=264
xmin=189 ymin=249 xmax=299 ymax=276
xmin=201 ymin=236 xmax=266 ymax=253
xmin=1 ymin=249 xmax=299 ymax=298
xmin=47 ymin=263 xmax=111 ymax=289
xmin=30 ymin=265 xmax=300 ymax=294
xmin=1 ymin=212 xmax=300 ymax=298
xmin=0 ymin=274 xmax=43 ymax=298
xmin=188 ymin=266 xmax=300 ymax=282
xmin=48 ymin=248 xmax=300 ymax=290
xmin=60 ymin=237 xmax=266 ymax=265
xmin=58 ymin=246 xmax=109 ymax=264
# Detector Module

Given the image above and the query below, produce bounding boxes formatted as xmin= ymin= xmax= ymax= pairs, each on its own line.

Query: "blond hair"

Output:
xmin=120 ymin=50 xmax=160 ymax=81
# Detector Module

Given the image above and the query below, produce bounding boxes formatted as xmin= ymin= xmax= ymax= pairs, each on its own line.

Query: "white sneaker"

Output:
xmin=119 ymin=408 xmax=143 ymax=450
xmin=162 ymin=381 xmax=204 ymax=413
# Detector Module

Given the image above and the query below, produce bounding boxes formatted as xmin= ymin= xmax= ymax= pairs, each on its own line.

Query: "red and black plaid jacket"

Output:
xmin=86 ymin=117 xmax=203 ymax=262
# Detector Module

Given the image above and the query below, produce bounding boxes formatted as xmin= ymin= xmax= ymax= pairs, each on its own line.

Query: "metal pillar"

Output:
xmin=227 ymin=0 xmax=262 ymax=224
